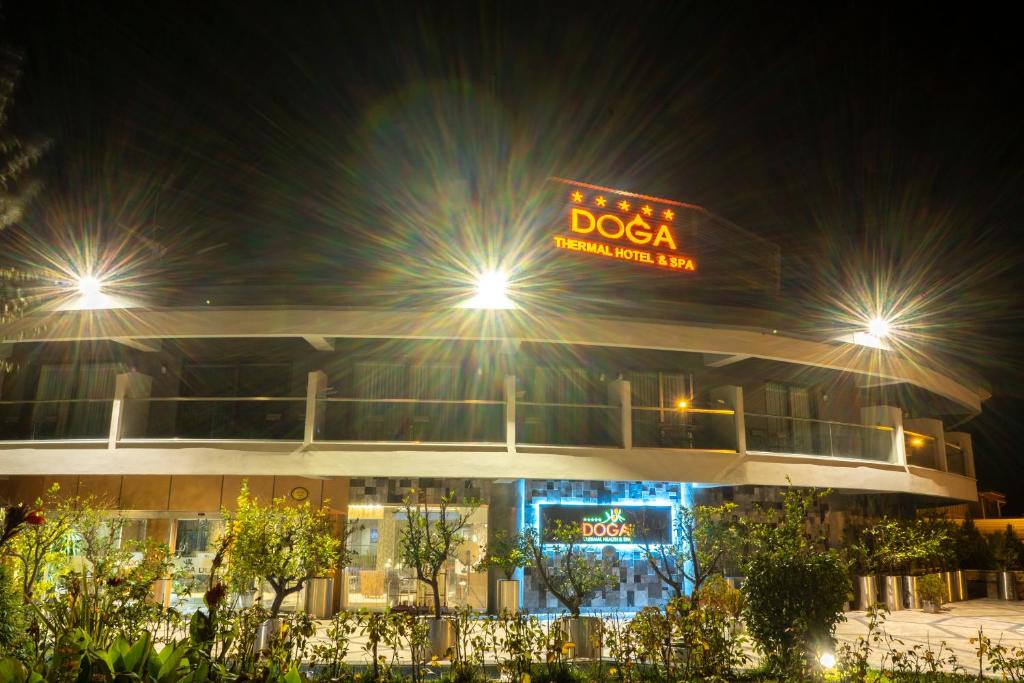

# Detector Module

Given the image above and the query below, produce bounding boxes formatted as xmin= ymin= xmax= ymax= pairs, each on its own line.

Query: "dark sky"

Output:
xmin=3 ymin=2 xmax=1023 ymax=509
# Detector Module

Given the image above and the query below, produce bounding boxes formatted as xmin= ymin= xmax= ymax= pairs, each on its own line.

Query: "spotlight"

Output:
xmin=910 ymin=437 xmax=925 ymax=448
xmin=77 ymin=275 xmax=102 ymax=296
xmin=460 ymin=270 xmax=515 ymax=310
xmin=819 ymin=652 xmax=836 ymax=669
xmin=868 ymin=317 xmax=890 ymax=339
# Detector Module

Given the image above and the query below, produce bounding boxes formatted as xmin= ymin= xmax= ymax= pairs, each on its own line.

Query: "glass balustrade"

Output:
xmin=123 ymin=397 xmax=306 ymax=440
xmin=319 ymin=399 xmax=505 ymax=443
xmin=0 ymin=399 xmax=113 ymax=441
xmin=905 ymin=431 xmax=939 ymax=468
xmin=744 ymin=413 xmax=894 ymax=462
xmin=515 ymin=402 xmax=619 ymax=447
xmin=632 ymin=406 xmax=738 ymax=450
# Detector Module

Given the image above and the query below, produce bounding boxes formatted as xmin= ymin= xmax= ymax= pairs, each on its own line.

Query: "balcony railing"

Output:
xmin=632 ymin=406 xmax=737 ymax=451
xmin=0 ymin=399 xmax=114 ymax=441
xmin=319 ymin=398 xmax=504 ymax=443
xmin=123 ymin=397 xmax=306 ymax=440
xmin=0 ymin=372 xmax=965 ymax=472
xmin=745 ymin=413 xmax=894 ymax=462
xmin=516 ymin=402 xmax=618 ymax=447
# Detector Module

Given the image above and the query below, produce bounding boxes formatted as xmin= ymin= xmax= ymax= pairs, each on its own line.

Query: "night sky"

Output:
xmin=2 ymin=2 xmax=1022 ymax=509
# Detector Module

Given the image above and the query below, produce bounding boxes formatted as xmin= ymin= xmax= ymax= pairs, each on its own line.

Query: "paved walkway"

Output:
xmin=835 ymin=599 xmax=1024 ymax=673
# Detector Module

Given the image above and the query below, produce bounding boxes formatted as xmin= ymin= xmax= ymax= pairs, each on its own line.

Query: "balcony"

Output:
xmin=0 ymin=371 xmax=971 ymax=475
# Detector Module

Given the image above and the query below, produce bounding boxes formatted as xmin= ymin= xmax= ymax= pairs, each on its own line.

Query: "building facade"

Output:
xmin=0 ymin=182 xmax=988 ymax=614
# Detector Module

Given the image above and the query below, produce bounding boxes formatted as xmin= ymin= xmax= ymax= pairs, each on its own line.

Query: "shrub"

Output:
xmin=741 ymin=485 xmax=849 ymax=678
xmin=917 ymin=572 xmax=946 ymax=608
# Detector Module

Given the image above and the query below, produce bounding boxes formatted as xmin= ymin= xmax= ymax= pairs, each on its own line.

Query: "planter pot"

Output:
xmin=922 ymin=600 xmax=941 ymax=614
xmin=855 ymin=575 xmax=879 ymax=611
xmin=997 ymin=571 xmax=1018 ymax=601
xmin=902 ymin=576 xmax=922 ymax=610
xmin=554 ymin=616 xmax=603 ymax=660
xmin=252 ymin=618 xmax=283 ymax=653
xmin=883 ymin=575 xmax=904 ymax=612
xmin=943 ymin=571 xmax=966 ymax=602
xmin=426 ymin=618 xmax=456 ymax=659
xmin=497 ymin=579 xmax=520 ymax=615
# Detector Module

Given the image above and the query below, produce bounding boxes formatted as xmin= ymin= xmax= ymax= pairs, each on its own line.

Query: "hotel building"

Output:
xmin=0 ymin=180 xmax=987 ymax=614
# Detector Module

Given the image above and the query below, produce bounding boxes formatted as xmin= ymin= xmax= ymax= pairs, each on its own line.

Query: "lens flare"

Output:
xmin=460 ymin=269 xmax=515 ymax=310
xmin=76 ymin=274 xmax=101 ymax=295
xmin=868 ymin=317 xmax=890 ymax=338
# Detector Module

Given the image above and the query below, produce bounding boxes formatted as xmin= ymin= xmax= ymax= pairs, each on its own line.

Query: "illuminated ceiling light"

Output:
xmin=868 ymin=317 xmax=891 ymax=339
xmin=677 ymin=399 xmax=689 ymax=409
xmin=77 ymin=274 xmax=102 ymax=296
xmin=459 ymin=270 xmax=516 ymax=310
xmin=910 ymin=437 xmax=925 ymax=448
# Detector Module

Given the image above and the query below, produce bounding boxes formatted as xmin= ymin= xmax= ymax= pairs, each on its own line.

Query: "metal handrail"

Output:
xmin=904 ymin=430 xmax=936 ymax=441
xmin=322 ymin=397 xmax=503 ymax=405
xmin=0 ymin=398 xmax=114 ymax=405
xmin=744 ymin=412 xmax=893 ymax=432
xmin=517 ymin=401 xmax=615 ymax=409
xmin=131 ymin=396 xmax=305 ymax=402
xmin=633 ymin=406 xmax=735 ymax=415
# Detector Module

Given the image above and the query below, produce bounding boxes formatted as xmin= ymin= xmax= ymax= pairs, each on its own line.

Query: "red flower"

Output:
xmin=204 ymin=582 xmax=226 ymax=609
xmin=25 ymin=510 xmax=45 ymax=526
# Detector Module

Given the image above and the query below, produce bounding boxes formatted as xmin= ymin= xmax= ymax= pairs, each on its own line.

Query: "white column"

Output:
xmin=904 ymin=418 xmax=947 ymax=471
xmin=304 ymin=371 xmax=328 ymax=445
xmin=860 ymin=405 xmax=905 ymax=465
xmin=709 ymin=385 xmax=745 ymax=454
xmin=109 ymin=371 xmax=152 ymax=449
xmin=607 ymin=379 xmax=632 ymax=449
xmin=504 ymin=375 xmax=516 ymax=454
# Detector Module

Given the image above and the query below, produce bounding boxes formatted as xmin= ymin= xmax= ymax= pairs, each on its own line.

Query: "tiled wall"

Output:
xmin=348 ymin=477 xmax=489 ymax=505
xmin=522 ymin=479 xmax=686 ymax=613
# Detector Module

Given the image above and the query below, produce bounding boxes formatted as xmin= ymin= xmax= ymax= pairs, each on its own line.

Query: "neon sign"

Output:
xmin=551 ymin=179 xmax=697 ymax=273
xmin=538 ymin=503 xmax=673 ymax=546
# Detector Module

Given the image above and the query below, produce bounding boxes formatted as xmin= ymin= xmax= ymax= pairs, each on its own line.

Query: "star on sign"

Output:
xmin=617 ymin=200 xmax=631 ymax=212
xmin=641 ymin=205 xmax=653 ymax=217
xmin=663 ymin=209 xmax=675 ymax=221
xmin=571 ymin=191 xmax=584 ymax=203
xmin=595 ymin=196 xmax=607 ymax=207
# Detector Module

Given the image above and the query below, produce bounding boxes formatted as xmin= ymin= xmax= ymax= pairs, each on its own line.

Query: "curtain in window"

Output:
xmin=32 ymin=365 xmax=77 ymax=438
xmin=788 ymin=386 xmax=813 ymax=454
xmin=68 ymin=363 xmax=123 ymax=437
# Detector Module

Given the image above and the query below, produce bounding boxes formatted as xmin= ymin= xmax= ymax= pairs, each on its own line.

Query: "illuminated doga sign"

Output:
xmin=538 ymin=503 xmax=673 ymax=546
xmin=551 ymin=180 xmax=697 ymax=273
xmin=569 ymin=208 xmax=678 ymax=250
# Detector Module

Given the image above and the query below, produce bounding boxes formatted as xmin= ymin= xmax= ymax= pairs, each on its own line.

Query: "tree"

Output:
xmin=399 ymin=490 xmax=479 ymax=620
xmin=224 ymin=482 xmax=344 ymax=619
xmin=0 ymin=47 xmax=49 ymax=326
xmin=640 ymin=502 xmax=738 ymax=602
xmin=475 ymin=529 xmax=528 ymax=581
xmin=522 ymin=521 xmax=619 ymax=618
xmin=741 ymin=486 xmax=849 ymax=678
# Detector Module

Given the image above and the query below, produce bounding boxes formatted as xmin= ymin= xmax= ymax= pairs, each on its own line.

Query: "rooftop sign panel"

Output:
xmin=551 ymin=178 xmax=697 ymax=274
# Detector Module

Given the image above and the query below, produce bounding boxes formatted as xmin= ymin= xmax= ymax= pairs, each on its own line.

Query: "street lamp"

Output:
xmin=459 ymin=270 xmax=515 ymax=310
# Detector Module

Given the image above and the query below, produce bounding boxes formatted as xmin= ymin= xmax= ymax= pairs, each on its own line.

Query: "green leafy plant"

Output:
xmin=741 ymin=485 xmax=849 ymax=679
xmin=522 ymin=521 xmax=618 ymax=618
xmin=475 ymin=529 xmax=527 ymax=581
xmin=916 ymin=572 xmax=946 ymax=609
xmin=399 ymin=489 xmax=480 ymax=620
xmin=988 ymin=525 xmax=1023 ymax=571
xmin=640 ymin=502 xmax=739 ymax=602
xmin=223 ymin=481 xmax=343 ymax=618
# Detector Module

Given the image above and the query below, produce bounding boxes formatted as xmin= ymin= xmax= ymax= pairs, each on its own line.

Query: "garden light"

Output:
xmin=819 ymin=652 xmax=836 ymax=669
